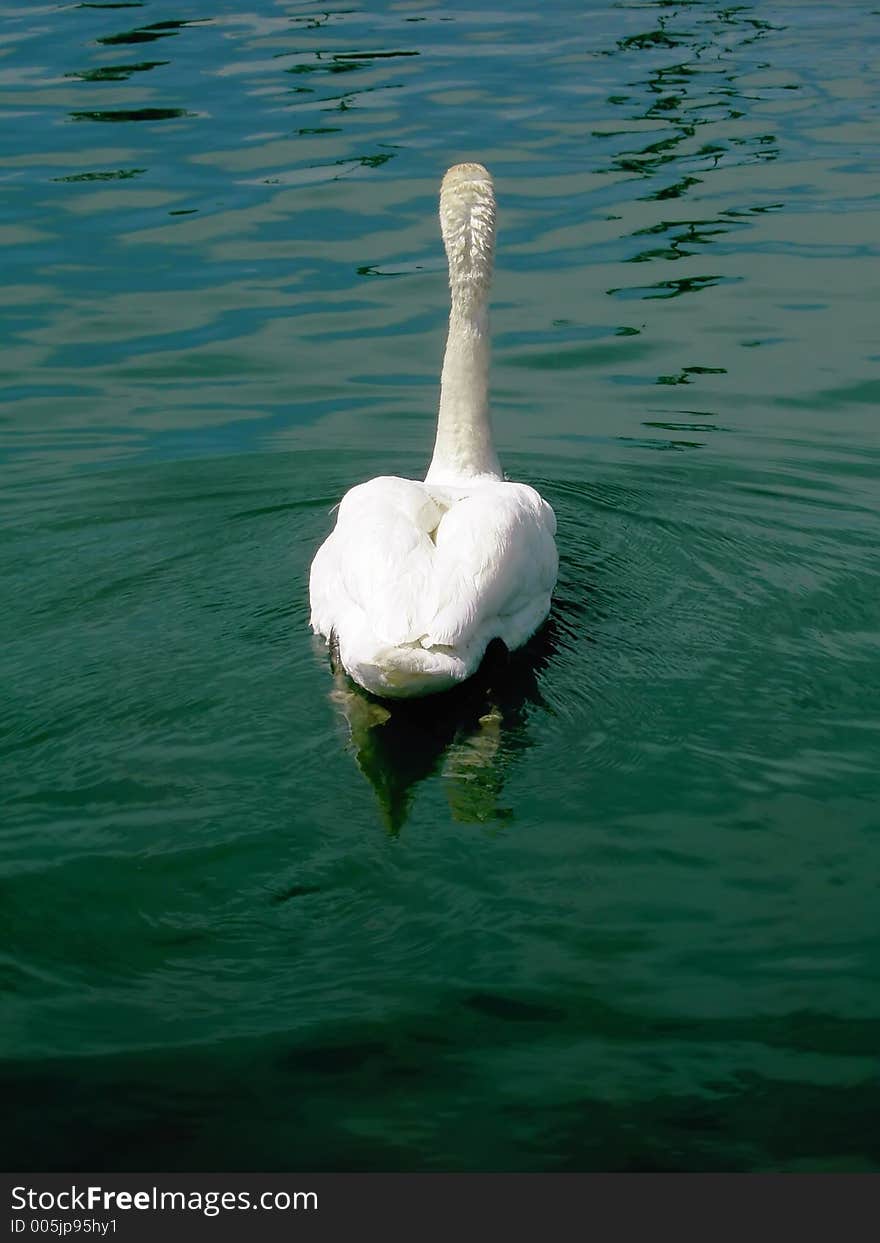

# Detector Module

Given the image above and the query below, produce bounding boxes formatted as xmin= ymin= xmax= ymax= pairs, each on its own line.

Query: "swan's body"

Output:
xmin=309 ymin=163 xmax=558 ymax=698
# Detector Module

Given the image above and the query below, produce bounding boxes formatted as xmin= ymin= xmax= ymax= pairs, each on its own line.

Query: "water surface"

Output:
xmin=2 ymin=0 xmax=879 ymax=1171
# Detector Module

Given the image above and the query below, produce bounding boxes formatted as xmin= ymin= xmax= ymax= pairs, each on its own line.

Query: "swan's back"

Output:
xmin=309 ymin=478 xmax=557 ymax=698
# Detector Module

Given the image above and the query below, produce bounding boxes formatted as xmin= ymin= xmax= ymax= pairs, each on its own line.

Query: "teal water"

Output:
xmin=2 ymin=0 xmax=879 ymax=1172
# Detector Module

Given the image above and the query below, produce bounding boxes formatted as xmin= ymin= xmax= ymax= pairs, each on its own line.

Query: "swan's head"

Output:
xmin=439 ymin=162 xmax=495 ymax=302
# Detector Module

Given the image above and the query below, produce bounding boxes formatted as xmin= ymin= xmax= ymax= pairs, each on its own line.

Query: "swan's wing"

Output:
xmin=309 ymin=477 xmax=443 ymax=647
xmin=310 ymin=477 xmax=557 ymax=660
xmin=425 ymin=482 xmax=558 ymax=648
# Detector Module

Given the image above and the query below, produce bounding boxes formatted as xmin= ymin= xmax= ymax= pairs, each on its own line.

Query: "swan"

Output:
xmin=309 ymin=162 xmax=558 ymax=698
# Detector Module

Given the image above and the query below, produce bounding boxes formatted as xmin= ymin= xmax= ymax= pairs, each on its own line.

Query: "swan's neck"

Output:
xmin=425 ymin=163 xmax=502 ymax=486
xmin=427 ymin=295 xmax=500 ymax=484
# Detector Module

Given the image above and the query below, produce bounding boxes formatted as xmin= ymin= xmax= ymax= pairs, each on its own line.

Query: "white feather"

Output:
xmin=309 ymin=163 xmax=559 ymax=698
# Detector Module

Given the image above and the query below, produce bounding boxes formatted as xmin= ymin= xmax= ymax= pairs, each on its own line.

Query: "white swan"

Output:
xmin=309 ymin=162 xmax=558 ymax=698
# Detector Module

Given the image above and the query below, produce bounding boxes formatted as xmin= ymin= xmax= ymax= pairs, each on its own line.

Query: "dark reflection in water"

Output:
xmin=95 ymin=29 xmax=174 ymax=46
xmin=594 ymin=1 xmax=785 ymax=297
xmin=96 ymin=25 xmax=183 ymax=47
xmin=70 ymin=107 xmax=191 ymax=123
xmin=657 ymin=365 xmax=727 ymax=386
xmin=66 ymin=60 xmax=169 ymax=83
xmin=53 ymin=167 xmax=145 ymax=182
xmin=609 ymin=273 xmax=735 ymax=299
xmin=325 ymin=633 xmax=558 ymax=832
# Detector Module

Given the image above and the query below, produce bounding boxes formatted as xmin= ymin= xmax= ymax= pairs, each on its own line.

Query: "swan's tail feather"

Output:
xmin=342 ymin=638 xmax=471 ymax=700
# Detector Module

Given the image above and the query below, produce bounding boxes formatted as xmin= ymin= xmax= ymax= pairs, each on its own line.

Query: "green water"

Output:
xmin=2 ymin=0 xmax=879 ymax=1172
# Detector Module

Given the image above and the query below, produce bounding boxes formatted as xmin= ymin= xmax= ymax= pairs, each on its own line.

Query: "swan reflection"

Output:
xmin=327 ymin=635 xmax=554 ymax=832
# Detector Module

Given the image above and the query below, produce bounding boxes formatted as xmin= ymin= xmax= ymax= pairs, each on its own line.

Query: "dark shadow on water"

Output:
xmin=4 ymin=1000 xmax=878 ymax=1171
xmin=91 ymin=19 xmax=211 ymax=50
xmin=65 ymin=60 xmax=169 ymax=83
xmin=70 ymin=107 xmax=191 ymax=123
xmin=53 ymin=167 xmax=146 ymax=182
xmin=324 ymin=626 xmax=563 ymax=833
